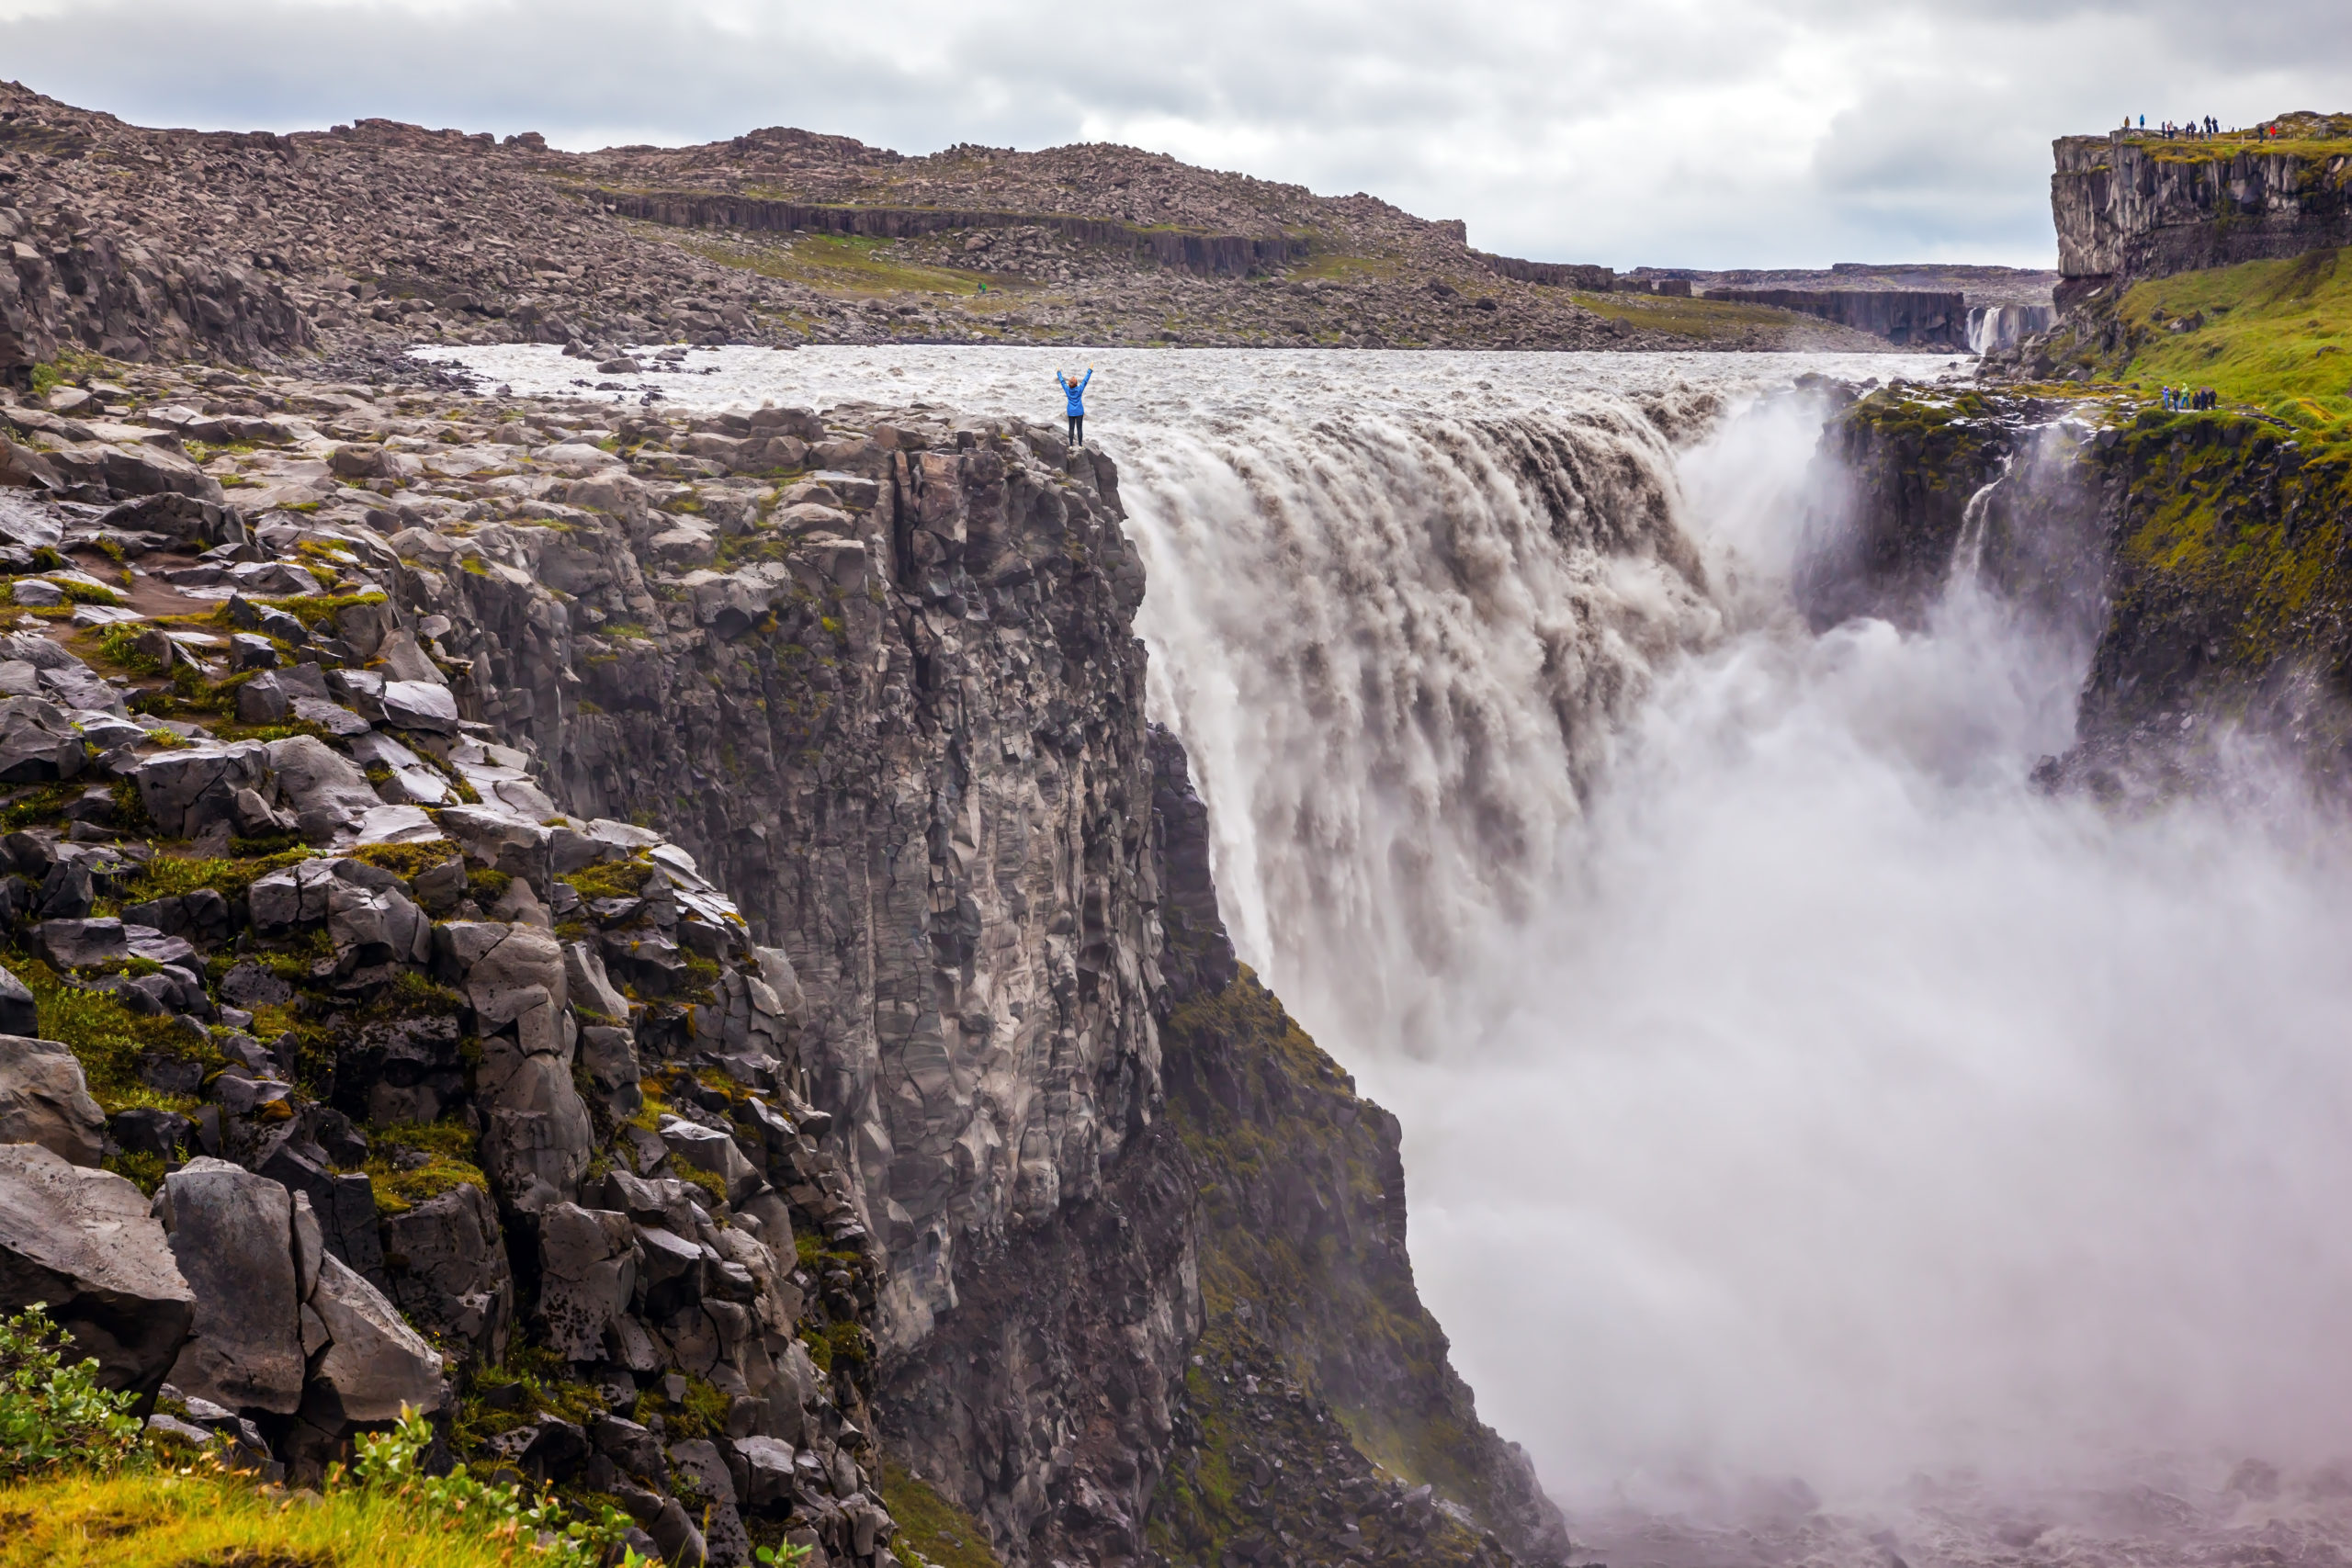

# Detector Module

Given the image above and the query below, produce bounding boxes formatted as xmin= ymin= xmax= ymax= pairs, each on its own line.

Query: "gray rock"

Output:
xmin=380 ymin=1181 xmax=512 ymax=1363
xmin=381 ymin=680 xmax=459 ymax=733
xmin=133 ymin=743 xmax=269 ymax=839
xmin=289 ymin=696 xmax=371 ymax=739
xmin=536 ymin=1202 xmax=638 ymax=1361
xmin=658 ymin=1115 xmax=763 ymax=1203
xmin=593 ymin=1413 xmax=670 ymax=1484
xmin=263 ymin=735 xmax=379 ymax=839
xmin=563 ymin=940 xmax=630 ymax=1023
xmin=0 ymin=1034 xmax=105 ymax=1166
xmin=303 ymin=1252 xmax=446 ymax=1426
xmin=157 ymin=1156 xmax=304 ymax=1414
xmin=327 ymin=875 xmax=432 ymax=967
xmin=669 ymin=1437 xmax=752 ymax=1565
xmin=247 ymin=859 xmax=339 ymax=930
xmin=735 ymin=1435 xmax=798 ymax=1509
xmin=0 ymin=959 xmax=40 ymax=1036
xmin=647 ymin=1495 xmax=708 ymax=1568
xmin=28 ymin=917 xmax=130 ymax=969
xmin=490 ymin=1413 xmax=588 ymax=1483
xmin=0 ymin=1143 xmax=194 ymax=1398
xmin=258 ymin=1145 xmax=385 ymax=1286
xmin=233 ymin=671 xmax=290 ymax=725
xmin=0 ymin=695 xmax=85 ymax=783
xmin=377 ymin=629 xmax=445 ymax=687
xmin=580 ymin=1024 xmax=642 ymax=1114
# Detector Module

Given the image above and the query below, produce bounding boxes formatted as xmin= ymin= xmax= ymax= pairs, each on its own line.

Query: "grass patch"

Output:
xmin=1568 ymin=288 xmax=1824 ymax=340
xmin=559 ymin=856 xmax=652 ymax=903
xmin=364 ymin=1121 xmax=489 ymax=1214
xmin=879 ymin=1457 xmax=1003 ymax=1568
xmin=7 ymin=958 xmax=214 ymax=1114
xmin=673 ymin=230 xmax=989 ymax=299
xmin=2098 ymin=247 xmax=2352 ymax=440
xmin=120 ymin=848 xmax=312 ymax=903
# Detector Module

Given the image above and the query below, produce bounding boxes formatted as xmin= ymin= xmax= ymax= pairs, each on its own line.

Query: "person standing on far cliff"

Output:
xmin=1057 ymin=367 xmax=1092 ymax=448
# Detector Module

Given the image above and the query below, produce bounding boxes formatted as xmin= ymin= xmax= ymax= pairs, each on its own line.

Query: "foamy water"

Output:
xmin=428 ymin=342 xmax=2352 ymax=1568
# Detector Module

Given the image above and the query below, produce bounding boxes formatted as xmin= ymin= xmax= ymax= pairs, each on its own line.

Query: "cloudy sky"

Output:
xmin=3 ymin=0 xmax=2346 ymax=268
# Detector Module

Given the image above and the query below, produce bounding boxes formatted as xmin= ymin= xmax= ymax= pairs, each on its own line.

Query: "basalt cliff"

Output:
xmin=0 ymin=318 xmax=1568 ymax=1568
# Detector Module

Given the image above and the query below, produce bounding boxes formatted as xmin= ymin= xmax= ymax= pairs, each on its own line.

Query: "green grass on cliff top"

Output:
xmin=1569 ymin=288 xmax=1823 ymax=341
xmin=2111 ymin=111 xmax=2352 ymax=166
xmin=2103 ymin=247 xmax=2352 ymax=439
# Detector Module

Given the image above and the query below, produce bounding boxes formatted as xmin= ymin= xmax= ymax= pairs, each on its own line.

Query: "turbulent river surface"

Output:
xmin=430 ymin=344 xmax=2352 ymax=1568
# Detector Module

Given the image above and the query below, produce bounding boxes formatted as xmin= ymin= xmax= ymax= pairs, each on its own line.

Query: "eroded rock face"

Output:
xmin=0 ymin=1144 xmax=193 ymax=1399
xmin=0 ymin=1034 xmax=106 ymax=1166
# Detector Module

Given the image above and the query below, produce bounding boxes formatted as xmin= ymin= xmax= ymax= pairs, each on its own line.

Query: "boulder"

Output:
xmin=133 ymin=743 xmax=270 ymax=839
xmin=0 ymin=964 xmax=39 ymax=1034
xmin=564 ymin=940 xmax=630 ymax=1023
xmin=380 ymin=680 xmax=459 ymax=733
xmin=303 ymin=1252 xmax=446 ymax=1426
xmin=0 ymin=1034 xmax=105 ymax=1166
xmin=327 ymin=875 xmax=432 ymax=967
xmin=0 ymin=1144 xmax=195 ymax=1398
xmin=234 ymin=671 xmax=289 ymax=725
xmin=263 ymin=735 xmax=379 ymax=840
xmin=668 ymin=1437 xmax=752 ymax=1565
xmin=157 ymin=1156 xmax=304 ymax=1414
xmin=28 ymin=917 xmax=131 ymax=969
xmin=379 ymin=1180 xmax=513 ymax=1363
xmin=536 ymin=1202 xmax=638 ymax=1361
xmin=593 ymin=1413 xmax=670 ymax=1484
xmin=490 ymin=1413 xmax=588 ymax=1483
xmin=477 ymin=1039 xmax=594 ymax=1214
xmin=0 ymin=696 xmax=85 ymax=783
xmin=658 ymin=1116 xmax=763 ymax=1203
xmin=735 ymin=1435 xmax=798 ymax=1509
xmin=258 ymin=1145 xmax=385 ymax=1285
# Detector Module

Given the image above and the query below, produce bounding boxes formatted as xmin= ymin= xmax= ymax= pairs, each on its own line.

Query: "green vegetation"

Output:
xmin=2119 ymin=111 xmax=2352 ymax=168
xmin=672 ymin=230 xmax=989 ymax=299
xmin=364 ymin=1121 xmax=490 ymax=1214
xmin=878 ymin=1457 xmax=1003 ymax=1568
xmin=121 ymin=846 xmax=312 ymax=903
xmin=0 ymin=1305 xmax=141 ymax=1483
xmin=7 ymin=958 xmax=218 ymax=1114
xmin=2094 ymin=248 xmax=2352 ymax=441
xmin=1569 ymin=288 xmax=1821 ymax=341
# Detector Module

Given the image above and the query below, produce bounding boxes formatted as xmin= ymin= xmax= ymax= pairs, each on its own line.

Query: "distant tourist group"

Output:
xmin=2163 ymin=386 xmax=2217 ymax=412
xmin=2127 ymin=114 xmax=2286 ymax=141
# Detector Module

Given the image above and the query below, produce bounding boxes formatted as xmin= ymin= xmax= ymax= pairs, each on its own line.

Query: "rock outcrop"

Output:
xmin=0 ymin=352 xmax=1566 ymax=1568
xmin=1806 ymin=382 xmax=2352 ymax=787
xmin=2052 ymin=116 xmax=2352 ymax=309
xmin=0 ymin=1143 xmax=193 ymax=1401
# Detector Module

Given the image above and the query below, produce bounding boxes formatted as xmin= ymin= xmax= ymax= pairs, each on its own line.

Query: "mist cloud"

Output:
xmin=5 ymin=0 xmax=2351 ymax=267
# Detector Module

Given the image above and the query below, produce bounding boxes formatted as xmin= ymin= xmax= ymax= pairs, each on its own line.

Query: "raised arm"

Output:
xmin=1079 ymin=369 xmax=1092 ymax=391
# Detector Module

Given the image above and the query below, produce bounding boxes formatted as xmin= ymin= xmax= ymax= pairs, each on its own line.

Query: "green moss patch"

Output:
xmin=878 ymin=1458 xmax=1003 ymax=1568
xmin=6 ymin=958 xmax=217 ymax=1114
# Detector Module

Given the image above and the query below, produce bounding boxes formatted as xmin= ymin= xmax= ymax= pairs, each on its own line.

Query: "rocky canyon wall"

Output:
xmin=397 ymin=400 xmax=1567 ymax=1567
xmin=2051 ymin=125 xmax=2352 ymax=308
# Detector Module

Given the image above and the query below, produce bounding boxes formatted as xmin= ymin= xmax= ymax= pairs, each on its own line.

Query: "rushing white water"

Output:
xmin=431 ymin=343 xmax=2352 ymax=1562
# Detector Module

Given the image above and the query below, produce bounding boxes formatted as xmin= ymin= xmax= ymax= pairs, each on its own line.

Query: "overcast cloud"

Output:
xmin=3 ymin=0 xmax=2347 ymax=267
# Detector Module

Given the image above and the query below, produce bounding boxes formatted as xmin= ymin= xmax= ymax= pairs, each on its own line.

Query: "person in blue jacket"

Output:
xmin=1057 ymin=367 xmax=1092 ymax=447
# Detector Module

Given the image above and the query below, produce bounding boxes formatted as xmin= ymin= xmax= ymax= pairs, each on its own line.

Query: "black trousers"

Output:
xmin=1069 ymin=413 xmax=1084 ymax=446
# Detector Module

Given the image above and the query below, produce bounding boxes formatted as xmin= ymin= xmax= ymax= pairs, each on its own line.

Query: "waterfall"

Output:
xmin=1116 ymin=382 xmax=2352 ymax=1549
xmin=1967 ymin=303 xmax=2058 ymax=354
